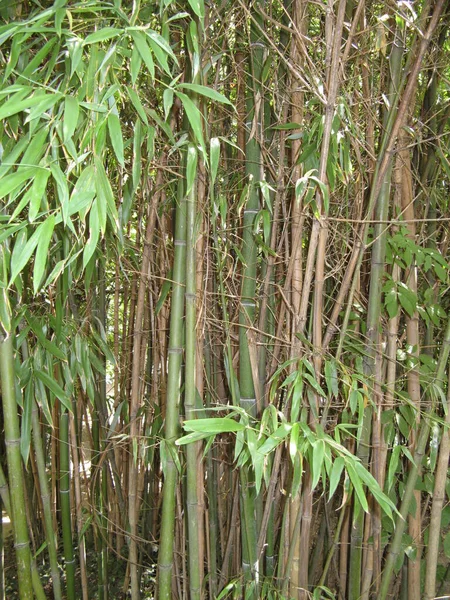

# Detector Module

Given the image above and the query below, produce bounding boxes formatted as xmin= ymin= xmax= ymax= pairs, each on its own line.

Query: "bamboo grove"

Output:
xmin=0 ymin=0 xmax=450 ymax=599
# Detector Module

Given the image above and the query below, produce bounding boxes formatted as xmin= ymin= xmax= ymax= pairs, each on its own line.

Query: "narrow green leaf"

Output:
xmin=107 ymin=112 xmax=125 ymax=167
xmin=63 ymin=96 xmax=79 ymax=141
xmin=175 ymin=91 xmax=206 ymax=158
xmin=21 ymin=382 xmax=33 ymax=465
xmin=83 ymin=28 xmax=123 ymax=45
xmin=304 ymin=373 xmax=327 ymax=397
xmin=146 ymin=35 xmax=171 ymax=75
xmin=132 ymin=119 xmax=143 ymax=191
xmin=186 ymin=0 xmax=205 ymax=19
xmin=0 ymin=168 xmax=35 ymax=200
xmin=325 ymin=360 xmax=339 ymax=398
xmin=311 ymin=440 xmax=325 ymax=489
xmin=9 ymin=227 xmax=41 ymax=285
xmin=50 ymin=163 xmax=69 ymax=222
xmin=155 ymin=277 xmax=172 ymax=315
xmin=258 ymin=423 xmax=292 ymax=455
xmin=35 ymin=370 xmax=72 ymax=412
xmin=0 ymin=91 xmax=55 ymax=120
xmin=146 ymin=30 xmax=178 ymax=64
xmin=29 ymin=169 xmax=51 ymax=222
xmin=33 ymin=215 xmax=55 ymax=294
xmin=329 ymin=456 xmax=345 ymax=500
xmin=130 ymin=30 xmax=155 ymax=80
xmin=289 ymin=422 xmax=299 ymax=462
xmin=346 ymin=461 xmax=369 ymax=513
xmin=186 ymin=144 xmax=197 ymax=195
xmin=25 ymin=94 xmax=61 ymax=123
xmin=175 ymin=431 xmax=212 ymax=446
xmin=94 ymin=156 xmax=118 ymax=230
xmin=83 ymin=199 xmax=100 ymax=267
xmin=178 ymin=83 xmax=233 ymax=106
xmin=126 ymin=87 xmax=148 ymax=125
xmin=183 ymin=417 xmax=245 ymax=434
xmin=163 ymin=88 xmax=173 ymax=121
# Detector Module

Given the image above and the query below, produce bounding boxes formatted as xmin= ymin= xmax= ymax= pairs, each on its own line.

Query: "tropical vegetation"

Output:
xmin=0 ymin=0 xmax=450 ymax=599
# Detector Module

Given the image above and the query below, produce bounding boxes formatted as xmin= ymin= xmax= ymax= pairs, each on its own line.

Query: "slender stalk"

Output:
xmin=238 ymin=1 xmax=266 ymax=591
xmin=31 ymin=398 xmax=63 ymax=600
xmin=184 ymin=145 xmax=202 ymax=600
xmin=157 ymin=154 xmax=187 ymax=600
xmin=0 ymin=332 xmax=34 ymax=599
xmin=424 ymin=382 xmax=450 ymax=600
xmin=59 ymin=406 xmax=76 ymax=600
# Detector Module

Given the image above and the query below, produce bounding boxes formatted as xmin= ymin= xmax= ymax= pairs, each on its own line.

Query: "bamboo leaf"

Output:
xmin=126 ymin=87 xmax=148 ymax=125
xmin=83 ymin=28 xmax=123 ymax=45
xmin=304 ymin=373 xmax=327 ymax=397
xmin=311 ymin=440 xmax=325 ymax=489
xmin=9 ymin=227 xmax=40 ymax=285
xmin=107 ymin=112 xmax=125 ymax=167
xmin=83 ymin=199 xmax=100 ymax=267
xmin=289 ymin=421 xmax=299 ymax=462
xmin=258 ymin=423 xmax=291 ymax=455
xmin=175 ymin=431 xmax=212 ymax=445
xmin=28 ymin=168 xmax=51 ymax=222
xmin=346 ymin=461 xmax=369 ymax=513
xmin=186 ymin=144 xmax=197 ymax=195
xmin=163 ymin=87 xmax=173 ymax=121
xmin=33 ymin=215 xmax=55 ymax=294
xmin=186 ymin=0 xmax=204 ymax=19
xmin=94 ymin=156 xmax=118 ymax=231
xmin=325 ymin=359 xmax=339 ymax=398
xmin=178 ymin=83 xmax=233 ymax=106
xmin=63 ymin=96 xmax=79 ymax=141
xmin=0 ymin=91 xmax=57 ymax=120
xmin=146 ymin=30 xmax=178 ymax=65
xmin=26 ymin=315 xmax=67 ymax=361
xmin=329 ymin=456 xmax=345 ymax=500
xmin=0 ymin=168 xmax=35 ymax=200
xmin=35 ymin=370 xmax=72 ymax=412
xmin=50 ymin=163 xmax=69 ymax=223
xmin=183 ymin=417 xmax=245 ymax=434
xmin=146 ymin=35 xmax=171 ymax=75
xmin=175 ymin=91 xmax=206 ymax=159
xmin=130 ymin=30 xmax=155 ymax=80
xmin=21 ymin=382 xmax=33 ymax=465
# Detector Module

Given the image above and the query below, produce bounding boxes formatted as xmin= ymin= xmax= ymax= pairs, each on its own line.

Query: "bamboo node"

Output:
xmin=168 ymin=347 xmax=183 ymax=354
xmin=5 ymin=438 xmax=20 ymax=447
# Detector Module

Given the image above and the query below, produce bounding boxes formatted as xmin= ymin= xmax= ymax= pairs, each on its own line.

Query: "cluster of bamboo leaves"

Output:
xmin=0 ymin=1 xmax=450 ymax=600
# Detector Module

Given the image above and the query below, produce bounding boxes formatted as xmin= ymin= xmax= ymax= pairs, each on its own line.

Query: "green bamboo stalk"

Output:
xmin=31 ymin=399 xmax=63 ymax=600
xmin=157 ymin=153 xmax=187 ymax=600
xmin=204 ymin=332 xmax=219 ymax=599
xmin=21 ymin=319 xmax=63 ymax=600
xmin=238 ymin=1 xmax=266 ymax=590
xmin=59 ymin=406 xmax=76 ymax=600
xmin=97 ymin=261 xmax=109 ymax=600
xmin=184 ymin=143 xmax=202 ymax=600
xmin=424 ymin=383 xmax=450 ymax=599
xmin=0 ymin=332 xmax=34 ymax=599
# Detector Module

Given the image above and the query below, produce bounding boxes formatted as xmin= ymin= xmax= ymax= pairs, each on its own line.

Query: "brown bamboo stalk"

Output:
xmin=128 ymin=188 xmax=158 ymax=599
xmin=397 ymin=125 xmax=422 ymax=600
